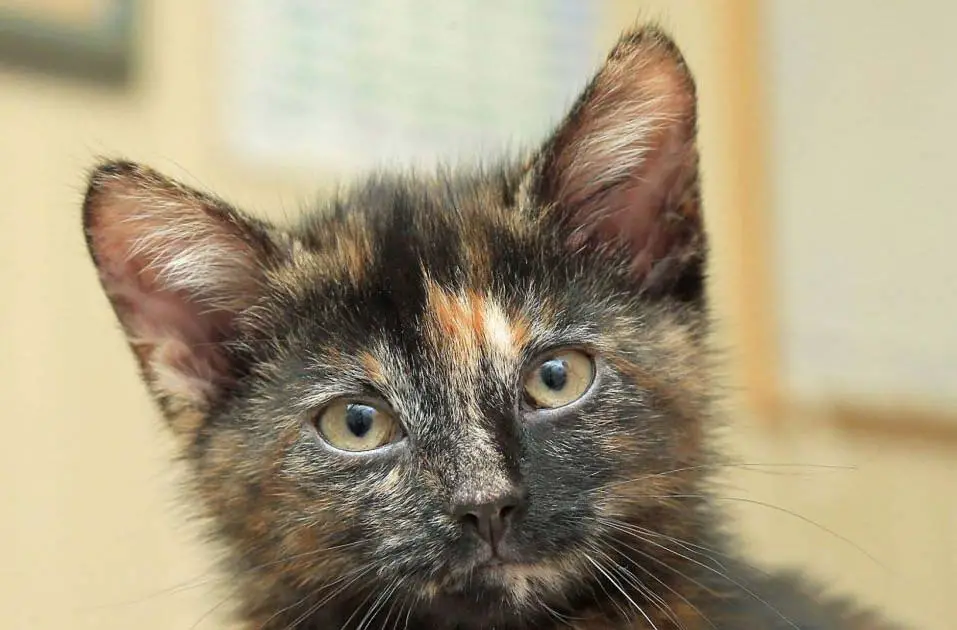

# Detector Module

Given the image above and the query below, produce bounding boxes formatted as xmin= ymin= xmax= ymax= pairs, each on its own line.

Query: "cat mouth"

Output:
xmin=458 ymin=558 xmax=560 ymax=588
xmin=442 ymin=559 xmax=526 ymax=590
xmin=468 ymin=560 xmax=522 ymax=584
xmin=431 ymin=559 xmax=569 ymax=614
xmin=474 ymin=556 xmax=516 ymax=569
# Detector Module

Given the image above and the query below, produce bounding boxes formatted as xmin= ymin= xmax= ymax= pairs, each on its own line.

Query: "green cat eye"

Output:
xmin=523 ymin=349 xmax=595 ymax=410
xmin=316 ymin=401 xmax=402 ymax=452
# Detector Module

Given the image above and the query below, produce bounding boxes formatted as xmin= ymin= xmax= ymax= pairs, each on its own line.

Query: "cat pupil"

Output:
xmin=540 ymin=359 xmax=568 ymax=391
xmin=345 ymin=404 xmax=375 ymax=437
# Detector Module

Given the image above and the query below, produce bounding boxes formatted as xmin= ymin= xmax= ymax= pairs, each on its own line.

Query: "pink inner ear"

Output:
xmin=95 ymin=232 xmax=236 ymax=400
xmin=536 ymin=30 xmax=702 ymax=285
xmin=568 ymin=127 xmax=698 ymax=280
xmin=84 ymin=163 xmax=266 ymax=404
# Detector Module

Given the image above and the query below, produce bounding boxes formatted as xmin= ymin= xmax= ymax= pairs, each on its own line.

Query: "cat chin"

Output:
xmin=426 ymin=558 xmax=573 ymax=608
xmin=417 ymin=576 xmax=553 ymax=625
xmin=490 ymin=561 xmax=572 ymax=607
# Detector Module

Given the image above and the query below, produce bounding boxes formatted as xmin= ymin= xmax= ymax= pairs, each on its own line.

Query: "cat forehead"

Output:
xmin=350 ymin=282 xmax=534 ymax=413
xmin=282 ymin=171 xmax=551 ymax=298
xmin=421 ymin=278 xmax=531 ymax=365
xmin=264 ymin=170 xmax=573 ymax=371
xmin=289 ymin=170 xmax=532 ymax=283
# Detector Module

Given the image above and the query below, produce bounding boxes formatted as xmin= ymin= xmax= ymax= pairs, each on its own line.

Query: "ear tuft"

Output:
xmin=83 ymin=161 xmax=279 ymax=411
xmin=530 ymin=26 xmax=705 ymax=301
xmin=84 ymin=161 xmax=276 ymax=309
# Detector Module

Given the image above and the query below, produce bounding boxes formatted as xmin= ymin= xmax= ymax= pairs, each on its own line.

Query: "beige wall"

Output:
xmin=0 ymin=1 xmax=952 ymax=628
xmin=766 ymin=0 xmax=957 ymax=412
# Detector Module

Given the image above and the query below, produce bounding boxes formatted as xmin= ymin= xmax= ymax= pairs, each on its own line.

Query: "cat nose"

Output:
xmin=453 ymin=490 xmax=525 ymax=549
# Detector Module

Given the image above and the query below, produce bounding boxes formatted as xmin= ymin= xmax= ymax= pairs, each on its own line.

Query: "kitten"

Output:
xmin=82 ymin=26 xmax=901 ymax=630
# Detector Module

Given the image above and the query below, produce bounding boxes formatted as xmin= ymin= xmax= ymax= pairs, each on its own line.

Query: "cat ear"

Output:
xmin=528 ymin=27 xmax=705 ymax=300
xmin=83 ymin=161 xmax=281 ymax=411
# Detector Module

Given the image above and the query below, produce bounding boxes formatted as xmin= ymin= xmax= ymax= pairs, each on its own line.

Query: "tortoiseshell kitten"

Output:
xmin=82 ymin=27 xmax=901 ymax=630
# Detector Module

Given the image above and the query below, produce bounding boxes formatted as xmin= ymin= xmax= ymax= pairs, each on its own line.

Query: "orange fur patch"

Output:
xmin=359 ymin=350 xmax=387 ymax=385
xmin=423 ymin=278 xmax=526 ymax=365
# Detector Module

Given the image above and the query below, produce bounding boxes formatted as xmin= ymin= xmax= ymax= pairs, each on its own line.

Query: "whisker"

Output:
xmin=602 ymin=519 xmax=730 ymax=574
xmin=599 ymin=534 xmax=716 ymax=630
xmin=302 ymin=566 xmax=377 ymax=628
xmin=182 ymin=540 xmax=371 ymax=630
xmin=95 ymin=538 xmax=367 ymax=612
xmin=582 ymin=551 xmax=631 ymax=622
xmin=607 ymin=515 xmax=859 ymax=603
xmin=376 ymin=578 xmax=405 ymax=630
xmin=602 ymin=549 xmax=680 ymax=629
xmin=355 ymin=575 xmax=404 ymax=630
xmin=583 ymin=548 xmax=659 ymax=630
xmin=402 ymin=589 xmax=418 ymax=630
xmin=595 ymin=521 xmax=724 ymax=598
xmin=187 ymin=586 xmax=234 ymax=630
xmin=633 ymin=529 xmax=730 ymax=574
xmin=589 ymin=462 xmax=857 ymax=494
xmin=348 ymin=588 xmax=383 ymax=630
xmin=646 ymin=493 xmax=886 ymax=570
xmin=535 ymin=593 xmax=574 ymax=628
xmin=269 ymin=564 xmax=375 ymax=630
xmin=389 ymin=587 xmax=415 ymax=630
xmin=598 ymin=519 xmax=800 ymax=630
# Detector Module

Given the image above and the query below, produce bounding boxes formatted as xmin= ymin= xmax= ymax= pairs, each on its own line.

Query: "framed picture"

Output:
xmin=219 ymin=1 xmax=599 ymax=173
xmin=0 ymin=0 xmax=136 ymax=84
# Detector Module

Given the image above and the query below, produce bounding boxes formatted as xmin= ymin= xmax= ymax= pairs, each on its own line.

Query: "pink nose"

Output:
xmin=453 ymin=490 xmax=524 ymax=550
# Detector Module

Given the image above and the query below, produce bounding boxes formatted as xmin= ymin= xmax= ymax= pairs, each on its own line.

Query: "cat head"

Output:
xmin=84 ymin=27 xmax=710 ymax=627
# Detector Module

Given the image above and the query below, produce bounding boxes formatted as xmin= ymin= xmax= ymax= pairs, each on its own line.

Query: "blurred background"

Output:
xmin=1 ymin=1 xmax=954 ymax=628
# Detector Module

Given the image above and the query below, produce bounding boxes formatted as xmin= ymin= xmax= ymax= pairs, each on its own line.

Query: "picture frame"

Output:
xmin=0 ymin=0 xmax=136 ymax=84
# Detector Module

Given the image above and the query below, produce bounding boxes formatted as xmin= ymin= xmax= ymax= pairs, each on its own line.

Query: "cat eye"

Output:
xmin=523 ymin=349 xmax=595 ymax=410
xmin=315 ymin=401 xmax=403 ymax=452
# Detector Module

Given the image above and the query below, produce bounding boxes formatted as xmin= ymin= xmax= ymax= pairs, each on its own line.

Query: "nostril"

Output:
xmin=460 ymin=511 xmax=481 ymax=531
xmin=498 ymin=504 xmax=516 ymax=522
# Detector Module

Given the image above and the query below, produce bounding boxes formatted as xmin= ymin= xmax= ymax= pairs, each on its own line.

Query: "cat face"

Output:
xmin=83 ymin=27 xmax=710 ymax=627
